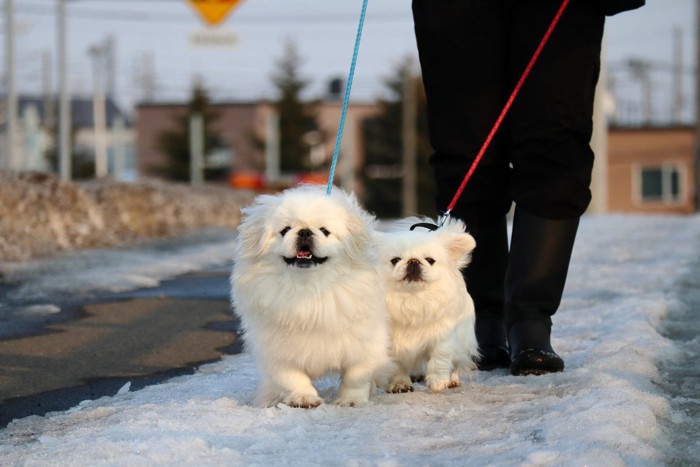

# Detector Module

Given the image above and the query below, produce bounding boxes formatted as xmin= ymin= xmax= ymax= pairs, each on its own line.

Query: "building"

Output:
xmin=135 ymin=98 xmax=698 ymax=215
xmin=0 ymin=95 xmax=135 ymax=179
xmin=135 ymin=100 xmax=382 ymax=195
xmin=607 ymin=126 xmax=695 ymax=214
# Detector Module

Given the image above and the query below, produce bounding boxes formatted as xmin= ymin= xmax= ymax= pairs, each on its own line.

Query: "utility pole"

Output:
xmin=4 ymin=0 xmax=18 ymax=170
xmin=628 ymin=59 xmax=653 ymax=125
xmin=89 ymin=41 xmax=108 ymax=178
xmin=112 ymin=116 xmax=126 ymax=181
xmin=672 ymin=27 xmax=684 ymax=125
xmin=264 ymin=110 xmax=280 ymax=183
xmin=57 ymin=0 xmax=71 ymax=180
xmin=105 ymin=35 xmax=116 ymax=99
xmin=42 ymin=51 xmax=55 ymax=136
xmin=189 ymin=113 xmax=204 ymax=185
xmin=134 ymin=52 xmax=156 ymax=103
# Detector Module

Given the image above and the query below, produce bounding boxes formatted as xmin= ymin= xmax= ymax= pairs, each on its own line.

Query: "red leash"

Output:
xmin=440 ymin=0 xmax=570 ymax=224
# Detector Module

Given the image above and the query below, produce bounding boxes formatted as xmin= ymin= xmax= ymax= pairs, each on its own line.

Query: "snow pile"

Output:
xmin=0 ymin=171 xmax=253 ymax=262
xmin=1 ymin=214 xmax=699 ymax=465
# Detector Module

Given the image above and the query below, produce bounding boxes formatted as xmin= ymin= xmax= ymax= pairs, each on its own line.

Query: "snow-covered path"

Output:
xmin=1 ymin=215 xmax=699 ymax=465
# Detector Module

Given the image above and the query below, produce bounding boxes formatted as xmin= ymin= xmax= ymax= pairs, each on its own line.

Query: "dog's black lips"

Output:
xmin=403 ymin=260 xmax=424 ymax=282
xmin=283 ymin=244 xmax=328 ymax=268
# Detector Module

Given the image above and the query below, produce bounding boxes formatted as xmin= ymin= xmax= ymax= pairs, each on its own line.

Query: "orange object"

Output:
xmin=229 ymin=172 xmax=263 ymax=190
xmin=187 ymin=0 xmax=243 ymax=26
xmin=295 ymin=173 xmax=328 ymax=185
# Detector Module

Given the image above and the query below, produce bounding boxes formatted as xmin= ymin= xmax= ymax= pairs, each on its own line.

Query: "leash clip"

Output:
xmin=437 ymin=210 xmax=451 ymax=228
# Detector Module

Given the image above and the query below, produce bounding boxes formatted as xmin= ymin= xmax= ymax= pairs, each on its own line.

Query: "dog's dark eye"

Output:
xmin=280 ymin=226 xmax=291 ymax=237
xmin=425 ymin=257 xmax=436 ymax=265
xmin=391 ymin=257 xmax=401 ymax=266
xmin=319 ymin=227 xmax=331 ymax=237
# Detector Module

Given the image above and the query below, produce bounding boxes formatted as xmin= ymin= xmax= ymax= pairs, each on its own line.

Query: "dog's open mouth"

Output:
xmin=283 ymin=245 xmax=328 ymax=268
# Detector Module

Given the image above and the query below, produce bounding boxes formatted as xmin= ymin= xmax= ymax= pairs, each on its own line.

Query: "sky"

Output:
xmin=1 ymin=212 xmax=700 ymax=464
xmin=2 ymin=0 xmax=696 ymax=123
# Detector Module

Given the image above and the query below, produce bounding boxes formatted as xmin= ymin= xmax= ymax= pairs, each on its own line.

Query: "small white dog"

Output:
xmin=377 ymin=217 xmax=480 ymax=393
xmin=230 ymin=185 xmax=392 ymax=408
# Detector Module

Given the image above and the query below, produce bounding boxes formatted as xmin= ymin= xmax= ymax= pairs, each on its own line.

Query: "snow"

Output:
xmin=1 ymin=229 xmax=238 ymax=306
xmin=0 ymin=171 xmax=252 ymax=262
xmin=1 ymin=213 xmax=699 ymax=465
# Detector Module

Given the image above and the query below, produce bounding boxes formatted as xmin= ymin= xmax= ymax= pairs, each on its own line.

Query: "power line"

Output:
xmin=608 ymin=59 xmax=695 ymax=74
xmin=15 ymin=2 xmax=411 ymax=25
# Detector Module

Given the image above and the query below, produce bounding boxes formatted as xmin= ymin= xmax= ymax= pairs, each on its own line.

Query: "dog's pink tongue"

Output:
xmin=297 ymin=250 xmax=312 ymax=259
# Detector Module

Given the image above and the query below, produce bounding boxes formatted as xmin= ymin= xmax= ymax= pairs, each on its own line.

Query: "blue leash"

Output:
xmin=326 ymin=0 xmax=369 ymax=195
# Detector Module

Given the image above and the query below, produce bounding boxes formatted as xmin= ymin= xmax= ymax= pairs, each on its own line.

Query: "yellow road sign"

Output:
xmin=187 ymin=0 xmax=243 ymax=26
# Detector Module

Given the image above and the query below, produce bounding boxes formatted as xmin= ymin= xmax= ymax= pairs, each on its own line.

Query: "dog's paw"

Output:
xmin=386 ymin=381 xmax=414 ymax=394
xmin=283 ymin=393 xmax=323 ymax=409
xmin=427 ymin=380 xmax=450 ymax=392
xmin=334 ymin=396 xmax=368 ymax=408
xmin=426 ymin=376 xmax=460 ymax=392
xmin=387 ymin=373 xmax=414 ymax=394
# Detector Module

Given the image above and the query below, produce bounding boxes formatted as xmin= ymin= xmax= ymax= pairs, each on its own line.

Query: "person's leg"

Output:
xmin=413 ymin=0 xmax=512 ymax=369
xmin=505 ymin=207 xmax=579 ymax=375
xmin=504 ymin=0 xmax=605 ymax=375
xmin=464 ymin=216 xmax=510 ymax=370
xmin=413 ymin=0 xmax=511 ymax=219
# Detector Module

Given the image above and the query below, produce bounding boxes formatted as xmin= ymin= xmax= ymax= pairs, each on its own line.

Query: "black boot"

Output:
xmin=461 ymin=216 xmax=510 ymax=370
xmin=508 ymin=321 xmax=564 ymax=375
xmin=505 ymin=207 xmax=579 ymax=376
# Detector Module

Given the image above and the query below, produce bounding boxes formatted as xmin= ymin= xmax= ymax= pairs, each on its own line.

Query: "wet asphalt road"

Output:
xmin=0 ymin=267 xmax=242 ymax=428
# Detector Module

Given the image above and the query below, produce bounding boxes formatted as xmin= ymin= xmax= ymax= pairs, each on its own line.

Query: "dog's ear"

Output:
xmin=333 ymin=189 xmax=376 ymax=260
xmin=236 ymin=194 xmax=278 ymax=260
xmin=435 ymin=217 xmax=476 ymax=269
xmin=438 ymin=229 xmax=477 ymax=269
xmin=343 ymin=213 xmax=373 ymax=257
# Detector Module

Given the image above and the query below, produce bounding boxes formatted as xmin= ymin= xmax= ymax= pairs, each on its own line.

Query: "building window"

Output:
xmin=637 ymin=165 xmax=682 ymax=203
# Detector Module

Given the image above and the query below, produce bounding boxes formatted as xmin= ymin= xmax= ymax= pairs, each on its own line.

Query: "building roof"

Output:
xmin=1 ymin=95 xmax=131 ymax=129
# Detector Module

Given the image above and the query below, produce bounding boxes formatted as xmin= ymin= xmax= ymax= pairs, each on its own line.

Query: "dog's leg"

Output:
xmin=386 ymin=362 xmax=413 ymax=394
xmin=268 ymin=368 xmax=323 ymax=408
xmin=335 ymin=362 xmax=376 ymax=407
xmin=408 ymin=360 xmax=426 ymax=383
xmin=449 ymin=371 xmax=460 ymax=388
xmin=425 ymin=349 xmax=458 ymax=392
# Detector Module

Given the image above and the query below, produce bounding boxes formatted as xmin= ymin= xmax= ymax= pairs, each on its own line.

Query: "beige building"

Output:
xmin=607 ymin=126 xmax=696 ymax=214
xmin=135 ymin=100 xmax=382 ymax=195
xmin=136 ymin=101 xmax=698 ymax=215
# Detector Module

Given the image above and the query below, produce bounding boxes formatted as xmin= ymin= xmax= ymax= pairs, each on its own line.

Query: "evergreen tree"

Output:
xmin=156 ymin=83 xmax=225 ymax=181
xmin=362 ymin=59 xmax=435 ymax=218
xmin=45 ymin=128 xmax=96 ymax=180
xmin=270 ymin=41 xmax=318 ymax=172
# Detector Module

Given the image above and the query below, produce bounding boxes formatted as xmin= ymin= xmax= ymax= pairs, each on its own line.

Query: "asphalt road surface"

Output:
xmin=0 ymin=267 xmax=242 ymax=428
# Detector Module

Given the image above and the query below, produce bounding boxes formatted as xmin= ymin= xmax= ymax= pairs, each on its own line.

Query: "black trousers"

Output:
xmin=413 ymin=0 xmax=606 ymax=222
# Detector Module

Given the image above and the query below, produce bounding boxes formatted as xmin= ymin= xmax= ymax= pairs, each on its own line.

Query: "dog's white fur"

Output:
xmin=377 ymin=217 xmax=480 ymax=393
xmin=230 ymin=185 xmax=392 ymax=408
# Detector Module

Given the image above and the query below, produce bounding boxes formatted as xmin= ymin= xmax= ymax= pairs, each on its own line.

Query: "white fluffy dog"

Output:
xmin=230 ymin=185 xmax=392 ymax=408
xmin=377 ymin=217 xmax=480 ymax=393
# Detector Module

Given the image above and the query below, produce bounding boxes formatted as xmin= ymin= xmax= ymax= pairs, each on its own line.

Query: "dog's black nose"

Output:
xmin=405 ymin=259 xmax=422 ymax=282
xmin=298 ymin=229 xmax=313 ymax=240
xmin=406 ymin=259 xmax=421 ymax=274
